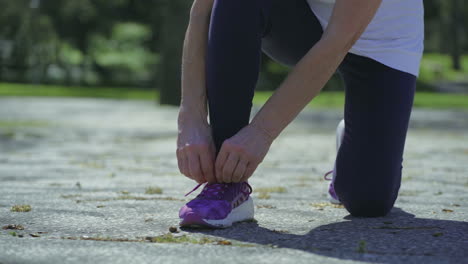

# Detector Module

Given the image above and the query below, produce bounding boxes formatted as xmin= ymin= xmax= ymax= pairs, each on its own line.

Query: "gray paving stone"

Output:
xmin=0 ymin=97 xmax=467 ymax=264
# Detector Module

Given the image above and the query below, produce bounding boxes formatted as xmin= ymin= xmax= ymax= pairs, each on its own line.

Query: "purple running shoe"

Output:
xmin=179 ymin=182 xmax=254 ymax=228
xmin=323 ymin=119 xmax=345 ymax=204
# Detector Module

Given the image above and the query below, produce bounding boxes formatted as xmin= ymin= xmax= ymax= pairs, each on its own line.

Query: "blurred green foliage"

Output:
xmin=90 ymin=22 xmax=159 ymax=84
xmin=420 ymin=54 xmax=468 ymax=83
xmin=0 ymin=0 xmax=466 ymax=92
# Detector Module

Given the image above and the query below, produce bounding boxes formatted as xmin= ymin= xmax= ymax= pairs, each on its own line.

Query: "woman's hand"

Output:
xmin=176 ymin=113 xmax=216 ymax=184
xmin=215 ymin=123 xmax=274 ymax=183
xmin=177 ymin=0 xmax=215 ymax=184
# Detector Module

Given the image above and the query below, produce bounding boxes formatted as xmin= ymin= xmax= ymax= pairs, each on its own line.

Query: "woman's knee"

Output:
xmin=208 ymin=0 xmax=267 ymax=48
xmin=334 ymin=139 xmax=403 ymax=217
xmin=337 ymin=184 xmax=398 ymax=217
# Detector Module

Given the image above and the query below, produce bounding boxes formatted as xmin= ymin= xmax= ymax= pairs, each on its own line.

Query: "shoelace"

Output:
xmin=184 ymin=182 xmax=253 ymax=198
xmin=323 ymin=170 xmax=333 ymax=181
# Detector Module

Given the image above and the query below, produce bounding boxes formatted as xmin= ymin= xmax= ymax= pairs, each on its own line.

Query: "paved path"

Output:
xmin=0 ymin=97 xmax=467 ymax=264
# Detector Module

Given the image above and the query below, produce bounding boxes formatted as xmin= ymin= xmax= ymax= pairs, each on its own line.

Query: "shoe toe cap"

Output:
xmin=179 ymin=199 xmax=231 ymax=220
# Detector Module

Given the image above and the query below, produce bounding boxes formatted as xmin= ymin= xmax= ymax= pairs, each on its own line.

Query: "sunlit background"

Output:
xmin=0 ymin=0 xmax=467 ymax=107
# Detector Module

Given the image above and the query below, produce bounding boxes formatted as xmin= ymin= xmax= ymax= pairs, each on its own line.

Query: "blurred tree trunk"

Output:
xmin=12 ymin=5 xmax=32 ymax=83
xmin=158 ymin=0 xmax=191 ymax=106
xmin=439 ymin=0 xmax=447 ymax=54
xmin=450 ymin=0 xmax=462 ymax=70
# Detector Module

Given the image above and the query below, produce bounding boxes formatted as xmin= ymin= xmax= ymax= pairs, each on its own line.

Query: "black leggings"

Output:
xmin=206 ymin=0 xmax=416 ymax=217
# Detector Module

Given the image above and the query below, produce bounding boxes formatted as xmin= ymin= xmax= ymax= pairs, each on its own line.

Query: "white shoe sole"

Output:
xmin=204 ymin=197 xmax=255 ymax=228
xmin=336 ymin=119 xmax=345 ymax=154
xmin=327 ymin=119 xmax=345 ymax=204
xmin=328 ymin=195 xmax=341 ymax=204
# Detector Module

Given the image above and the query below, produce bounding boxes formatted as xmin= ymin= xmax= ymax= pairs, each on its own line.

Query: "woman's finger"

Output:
xmin=188 ymin=152 xmax=204 ymax=183
xmin=199 ymin=146 xmax=216 ymax=183
xmin=232 ymin=159 xmax=248 ymax=183
xmin=222 ymin=153 xmax=239 ymax=183
xmin=178 ymin=148 xmax=191 ymax=178
xmin=239 ymin=162 xmax=258 ymax=183
xmin=215 ymin=145 xmax=229 ymax=182
xmin=176 ymin=148 xmax=184 ymax=174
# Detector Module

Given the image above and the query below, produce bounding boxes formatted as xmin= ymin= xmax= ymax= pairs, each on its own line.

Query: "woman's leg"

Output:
xmin=334 ymin=53 xmax=416 ymax=217
xmin=206 ymin=0 xmax=265 ymax=154
xmin=260 ymin=0 xmax=323 ymax=67
xmin=206 ymin=0 xmax=323 ymax=155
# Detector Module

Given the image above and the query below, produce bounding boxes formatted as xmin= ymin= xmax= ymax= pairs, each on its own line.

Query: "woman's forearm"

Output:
xmin=249 ymin=0 xmax=382 ymax=141
xmin=249 ymin=39 xmax=348 ymax=141
xmin=179 ymin=1 xmax=214 ymax=123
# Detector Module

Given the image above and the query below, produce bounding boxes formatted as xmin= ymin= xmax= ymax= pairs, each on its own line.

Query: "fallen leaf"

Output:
xmin=256 ymin=204 xmax=276 ymax=209
xmin=217 ymin=240 xmax=232 ymax=245
xmin=2 ymin=224 xmax=24 ymax=230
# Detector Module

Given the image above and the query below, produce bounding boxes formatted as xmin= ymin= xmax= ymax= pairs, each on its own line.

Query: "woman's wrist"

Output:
xmin=249 ymin=118 xmax=277 ymax=144
xmin=178 ymin=105 xmax=209 ymax=125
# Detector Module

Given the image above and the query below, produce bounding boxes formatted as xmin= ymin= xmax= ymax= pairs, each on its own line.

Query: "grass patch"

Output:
xmin=254 ymin=187 xmax=287 ymax=193
xmin=149 ymin=233 xmax=203 ymax=244
xmin=69 ymin=160 xmax=106 ymax=169
xmin=75 ymin=195 xmax=185 ymax=203
xmin=253 ymin=91 xmax=345 ymax=109
xmin=60 ymin=194 xmax=82 ymax=199
xmin=10 ymin=205 xmax=32 ymax=212
xmin=356 ymin=240 xmax=367 ymax=253
xmin=0 ymin=131 xmax=15 ymax=139
xmin=63 ymin=236 xmax=142 ymax=242
xmin=1 ymin=82 xmax=467 ymax=109
xmin=149 ymin=233 xmax=243 ymax=246
xmin=399 ymin=190 xmax=423 ymax=196
xmin=257 ymin=192 xmax=271 ymax=199
xmin=0 ymin=83 xmax=155 ymax=100
xmin=412 ymin=92 xmax=468 ymax=109
xmin=310 ymin=202 xmax=345 ymax=210
xmin=62 ymin=233 xmax=251 ymax=247
xmin=116 ymin=195 xmax=171 ymax=201
xmin=255 ymin=187 xmax=286 ymax=200
xmin=144 ymin=187 xmax=163 ymax=195
xmin=255 ymin=91 xmax=468 ymax=109
xmin=0 ymin=120 xmax=50 ymax=128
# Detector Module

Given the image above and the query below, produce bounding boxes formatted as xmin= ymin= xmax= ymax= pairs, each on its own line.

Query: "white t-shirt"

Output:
xmin=306 ymin=0 xmax=424 ymax=77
